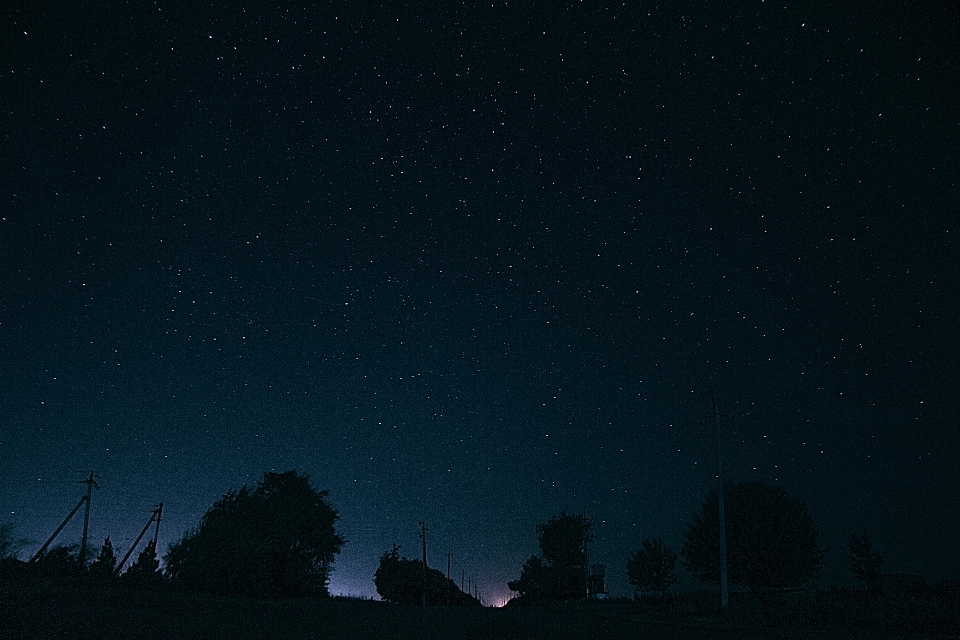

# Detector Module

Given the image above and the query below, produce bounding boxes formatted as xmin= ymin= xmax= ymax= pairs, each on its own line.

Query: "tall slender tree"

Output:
xmin=89 ymin=537 xmax=117 ymax=577
xmin=123 ymin=540 xmax=163 ymax=584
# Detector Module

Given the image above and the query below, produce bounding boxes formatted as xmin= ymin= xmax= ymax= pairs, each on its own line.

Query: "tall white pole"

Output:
xmin=712 ymin=392 xmax=729 ymax=609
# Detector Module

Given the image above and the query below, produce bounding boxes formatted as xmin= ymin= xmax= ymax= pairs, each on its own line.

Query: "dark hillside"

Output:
xmin=0 ymin=571 xmax=943 ymax=640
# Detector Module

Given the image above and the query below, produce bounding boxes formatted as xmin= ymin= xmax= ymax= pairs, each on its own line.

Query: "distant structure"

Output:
xmin=589 ymin=563 xmax=608 ymax=598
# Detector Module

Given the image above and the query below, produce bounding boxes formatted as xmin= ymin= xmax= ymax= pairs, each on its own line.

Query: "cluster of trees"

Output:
xmin=2 ymin=470 xmax=346 ymax=599
xmin=506 ymin=481 xmax=936 ymax=605
xmin=5 ymin=535 xmax=164 ymax=585
xmin=508 ymin=481 xmax=826 ymax=603
xmin=4 ymin=472 xmax=942 ymax=607
xmin=373 ymin=545 xmax=480 ymax=606
xmin=507 ymin=511 xmax=594 ymax=604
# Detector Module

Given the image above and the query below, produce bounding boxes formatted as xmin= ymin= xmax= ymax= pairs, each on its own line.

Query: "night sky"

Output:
xmin=2 ymin=1 xmax=958 ymax=605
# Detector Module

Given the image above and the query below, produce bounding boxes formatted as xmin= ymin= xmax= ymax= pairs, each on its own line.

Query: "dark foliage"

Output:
xmin=507 ymin=511 xmax=594 ymax=602
xmin=681 ymin=482 xmax=824 ymax=593
xmin=507 ymin=556 xmax=555 ymax=604
xmin=932 ymin=579 xmax=960 ymax=608
xmin=123 ymin=540 xmax=163 ymax=585
xmin=35 ymin=543 xmax=85 ymax=575
xmin=847 ymin=534 xmax=883 ymax=592
xmin=812 ymin=583 xmax=960 ymax=635
xmin=164 ymin=470 xmax=344 ymax=598
xmin=374 ymin=545 xmax=480 ymax=606
xmin=88 ymin=537 xmax=117 ymax=578
xmin=626 ymin=536 xmax=677 ymax=600
xmin=0 ymin=523 xmax=30 ymax=560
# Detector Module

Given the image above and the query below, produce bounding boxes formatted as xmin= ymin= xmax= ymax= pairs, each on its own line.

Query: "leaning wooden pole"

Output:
xmin=30 ymin=496 xmax=88 ymax=563
xmin=115 ymin=504 xmax=161 ymax=576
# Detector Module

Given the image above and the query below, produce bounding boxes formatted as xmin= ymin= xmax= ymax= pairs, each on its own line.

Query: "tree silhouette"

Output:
xmin=508 ymin=511 xmax=594 ymax=602
xmin=374 ymin=545 xmax=479 ymax=606
xmin=0 ymin=523 xmax=29 ymax=560
xmin=123 ymin=540 xmax=163 ymax=585
xmin=36 ymin=543 xmax=84 ymax=575
xmin=626 ymin=536 xmax=678 ymax=600
xmin=681 ymin=482 xmax=824 ymax=593
xmin=508 ymin=555 xmax=554 ymax=603
xmin=165 ymin=470 xmax=344 ymax=598
xmin=848 ymin=534 xmax=883 ymax=593
xmin=89 ymin=537 xmax=117 ymax=578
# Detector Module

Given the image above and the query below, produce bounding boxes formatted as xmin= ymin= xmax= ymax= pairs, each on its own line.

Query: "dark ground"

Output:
xmin=1 ymin=573 xmax=951 ymax=640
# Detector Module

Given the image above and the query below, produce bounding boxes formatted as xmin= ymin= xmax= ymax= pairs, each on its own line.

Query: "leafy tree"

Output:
xmin=0 ymin=523 xmax=30 ymax=560
xmin=626 ymin=536 xmax=678 ymax=600
xmin=374 ymin=545 xmax=479 ymax=606
xmin=847 ymin=534 xmax=883 ymax=593
xmin=89 ymin=537 xmax=117 ymax=578
xmin=508 ymin=511 xmax=595 ymax=602
xmin=681 ymin=482 xmax=824 ymax=593
xmin=165 ymin=470 xmax=345 ymax=598
xmin=123 ymin=540 xmax=163 ymax=585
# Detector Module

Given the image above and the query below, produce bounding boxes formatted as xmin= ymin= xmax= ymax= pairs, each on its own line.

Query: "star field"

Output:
xmin=1 ymin=1 xmax=958 ymax=602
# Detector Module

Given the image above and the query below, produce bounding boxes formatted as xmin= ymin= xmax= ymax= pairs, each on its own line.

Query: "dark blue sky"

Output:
xmin=2 ymin=1 xmax=958 ymax=602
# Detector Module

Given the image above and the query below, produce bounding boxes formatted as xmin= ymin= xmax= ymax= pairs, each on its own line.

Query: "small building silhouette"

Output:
xmin=589 ymin=563 xmax=607 ymax=598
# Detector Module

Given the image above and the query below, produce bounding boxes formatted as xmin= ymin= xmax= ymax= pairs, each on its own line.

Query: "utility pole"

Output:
xmin=446 ymin=549 xmax=452 ymax=606
xmin=708 ymin=391 xmax=730 ymax=609
xmin=78 ymin=471 xmax=99 ymax=566
xmin=583 ymin=507 xmax=590 ymax=599
xmin=152 ymin=502 xmax=163 ymax=546
xmin=115 ymin=503 xmax=163 ymax=576
xmin=418 ymin=521 xmax=428 ymax=606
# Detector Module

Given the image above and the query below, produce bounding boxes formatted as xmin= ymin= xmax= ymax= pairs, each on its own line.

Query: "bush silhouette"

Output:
xmin=374 ymin=544 xmax=479 ymax=606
